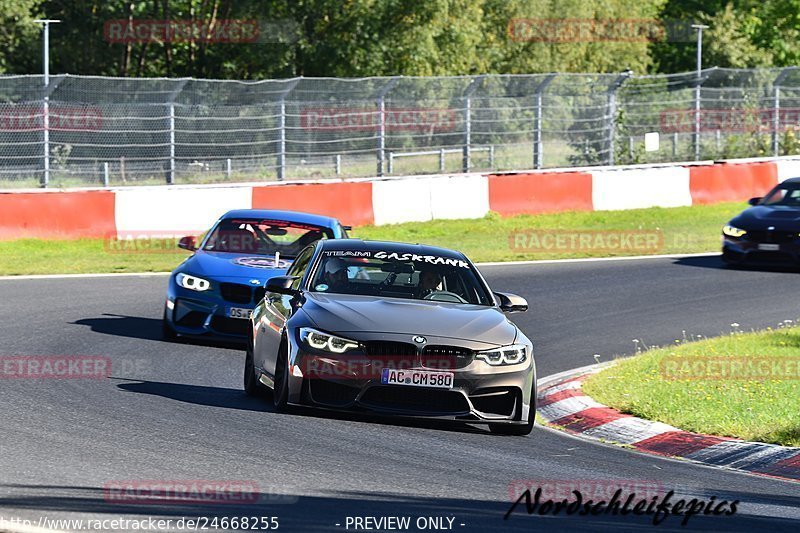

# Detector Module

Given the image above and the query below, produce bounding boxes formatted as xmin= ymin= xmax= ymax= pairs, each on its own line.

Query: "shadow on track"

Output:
xmin=0 ymin=484 xmax=797 ymax=532
xmin=114 ymin=378 xmax=489 ymax=435
xmin=114 ymin=379 xmax=270 ymax=412
xmin=673 ymin=255 xmax=800 ymax=274
xmin=72 ymin=313 xmax=243 ymax=349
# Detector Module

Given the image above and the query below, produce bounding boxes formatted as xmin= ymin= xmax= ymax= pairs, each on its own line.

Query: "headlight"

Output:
xmin=476 ymin=344 xmax=528 ymax=366
xmin=722 ymin=225 xmax=747 ymax=238
xmin=300 ymin=327 xmax=359 ymax=353
xmin=176 ymin=272 xmax=211 ymax=292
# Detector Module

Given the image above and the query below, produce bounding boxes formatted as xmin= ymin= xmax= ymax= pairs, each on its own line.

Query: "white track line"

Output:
xmin=477 ymin=251 xmax=718 ymax=267
xmin=0 ymin=252 xmax=719 ymax=281
xmin=0 ymin=272 xmax=170 ymax=281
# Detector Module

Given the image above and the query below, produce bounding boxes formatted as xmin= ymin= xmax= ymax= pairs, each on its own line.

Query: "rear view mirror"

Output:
xmin=266 ymin=275 xmax=299 ymax=295
xmin=495 ymin=291 xmax=528 ymax=313
xmin=748 ymin=197 xmax=762 ymax=206
xmin=178 ymin=236 xmax=197 ymax=251
xmin=380 ymin=262 xmax=414 ymax=274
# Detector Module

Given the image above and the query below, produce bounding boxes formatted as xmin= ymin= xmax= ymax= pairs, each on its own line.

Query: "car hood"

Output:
xmin=178 ymin=251 xmax=293 ymax=281
xmin=731 ymin=206 xmax=800 ymax=231
xmin=301 ymin=293 xmax=518 ymax=346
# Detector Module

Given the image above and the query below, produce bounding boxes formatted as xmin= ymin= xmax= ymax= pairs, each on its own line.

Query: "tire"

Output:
xmin=244 ymin=343 xmax=269 ymax=398
xmin=273 ymin=341 xmax=290 ymax=411
xmin=162 ymin=309 xmax=178 ymax=341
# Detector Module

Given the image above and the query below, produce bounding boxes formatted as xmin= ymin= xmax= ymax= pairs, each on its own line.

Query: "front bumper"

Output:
xmin=165 ymin=279 xmax=261 ymax=341
xmin=280 ymin=335 xmax=536 ymax=425
xmin=722 ymin=236 xmax=800 ymax=266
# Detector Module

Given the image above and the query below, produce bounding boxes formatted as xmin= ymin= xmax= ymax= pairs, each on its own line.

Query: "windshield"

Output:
xmin=203 ymin=218 xmax=332 ymax=258
xmin=309 ymin=250 xmax=493 ymax=305
xmin=761 ymin=184 xmax=800 ymax=206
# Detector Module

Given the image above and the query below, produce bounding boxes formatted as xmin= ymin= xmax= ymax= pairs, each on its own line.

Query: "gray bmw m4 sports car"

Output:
xmin=244 ymin=239 xmax=536 ymax=435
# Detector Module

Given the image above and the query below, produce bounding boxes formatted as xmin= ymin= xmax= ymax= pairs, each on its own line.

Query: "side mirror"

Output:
xmin=178 ymin=236 xmax=197 ymax=251
xmin=748 ymin=197 xmax=762 ymax=206
xmin=266 ymin=275 xmax=300 ymax=295
xmin=495 ymin=291 xmax=528 ymax=313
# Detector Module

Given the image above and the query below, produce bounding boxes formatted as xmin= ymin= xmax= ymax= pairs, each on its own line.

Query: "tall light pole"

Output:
xmin=34 ymin=19 xmax=61 ymax=188
xmin=691 ymin=24 xmax=709 ymax=161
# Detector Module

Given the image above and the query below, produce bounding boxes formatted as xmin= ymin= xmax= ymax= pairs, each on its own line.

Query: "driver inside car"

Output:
xmin=416 ymin=268 xmax=443 ymax=298
xmin=322 ymin=257 xmax=351 ymax=293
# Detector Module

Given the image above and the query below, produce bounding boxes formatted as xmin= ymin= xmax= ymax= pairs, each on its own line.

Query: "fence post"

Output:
xmin=607 ymin=70 xmax=632 ymax=166
xmin=533 ymin=74 xmax=556 ymax=169
xmin=166 ymin=78 xmax=189 ymax=185
xmin=277 ymin=78 xmax=300 ymax=181
xmin=439 ymin=148 xmax=445 ymax=172
xmin=387 ymin=152 xmax=394 ymax=174
xmin=103 ymin=162 xmax=109 ymax=187
xmin=692 ymin=69 xmax=712 ymax=161
xmin=462 ymin=75 xmax=485 ymax=173
xmin=335 ymin=154 xmax=341 ymax=175
xmin=771 ymin=68 xmax=794 ymax=157
xmin=376 ymin=77 xmax=400 ymax=177
xmin=40 ymin=75 xmax=64 ymax=188
xmin=226 ymin=158 xmax=232 ymax=180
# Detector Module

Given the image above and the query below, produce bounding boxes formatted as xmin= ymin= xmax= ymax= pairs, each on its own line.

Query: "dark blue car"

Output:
xmin=722 ymin=177 xmax=800 ymax=266
xmin=163 ymin=209 xmax=350 ymax=342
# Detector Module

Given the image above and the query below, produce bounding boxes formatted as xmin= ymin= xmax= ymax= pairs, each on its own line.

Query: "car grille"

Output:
xmin=308 ymin=379 xmax=359 ymax=406
xmin=210 ymin=316 xmax=249 ymax=336
xmin=469 ymin=388 xmax=519 ymax=417
xmin=421 ymin=345 xmax=473 ymax=370
xmin=176 ymin=311 xmax=207 ymax=328
xmin=359 ymin=386 xmax=470 ymax=414
xmin=220 ymin=283 xmax=253 ymax=304
xmin=253 ymin=287 xmax=266 ymax=303
xmin=364 ymin=341 xmax=418 ymax=357
xmin=746 ymin=231 xmax=798 ymax=244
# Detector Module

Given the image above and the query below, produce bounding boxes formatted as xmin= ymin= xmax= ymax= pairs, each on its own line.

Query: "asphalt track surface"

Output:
xmin=0 ymin=254 xmax=799 ymax=532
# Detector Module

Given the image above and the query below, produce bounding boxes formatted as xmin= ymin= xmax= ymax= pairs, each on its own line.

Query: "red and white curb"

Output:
xmin=537 ymin=364 xmax=800 ymax=483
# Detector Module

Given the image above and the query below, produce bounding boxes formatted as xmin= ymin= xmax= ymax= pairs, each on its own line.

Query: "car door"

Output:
xmin=254 ymin=245 xmax=316 ymax=379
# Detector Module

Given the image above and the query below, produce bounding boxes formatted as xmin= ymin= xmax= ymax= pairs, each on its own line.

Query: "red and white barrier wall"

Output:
xmin=1 ymin=157 xmax=798 ymax=240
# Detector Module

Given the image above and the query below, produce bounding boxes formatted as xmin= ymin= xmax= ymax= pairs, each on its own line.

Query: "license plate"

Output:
xmin=228 ymin=307 xmax=252 ymax=319
xmin=380 ymin=368 xmax=454 ymax=389
xmin=758 ymin=243 xmax=780 ymax=251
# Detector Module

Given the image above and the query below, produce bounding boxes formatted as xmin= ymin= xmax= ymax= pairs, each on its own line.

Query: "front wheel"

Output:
xmin=162 ymin=309 xmax=178 ymax=341
xmin=273 ymin=342 xmax=290 ymax=411
xmin=244 ymin=344 xmax=270 ymax=398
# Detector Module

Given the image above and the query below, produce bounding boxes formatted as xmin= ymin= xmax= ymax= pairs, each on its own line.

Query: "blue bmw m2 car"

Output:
xmin=163 ymin=209 xmax=350 ymax=342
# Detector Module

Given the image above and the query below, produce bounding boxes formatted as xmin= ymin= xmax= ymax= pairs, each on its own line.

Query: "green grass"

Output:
xmin=356 ymin=202 xmax=741 ymax=262
xmin=0 ymin=202 xmax=742 ymax=276
xmin=583 ymin=327 xmax=800 ymax=447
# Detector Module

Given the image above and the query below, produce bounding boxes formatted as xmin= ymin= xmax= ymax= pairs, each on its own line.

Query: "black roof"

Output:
xmin=318 ymin=239 xmax=467 ymax=260
xmin=780 ymin=177 xmax=800 ymax=185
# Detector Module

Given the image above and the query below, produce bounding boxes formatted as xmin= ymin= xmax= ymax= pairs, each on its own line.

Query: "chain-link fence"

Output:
xmin=2 ymin=68 xmax=800 ymax=188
